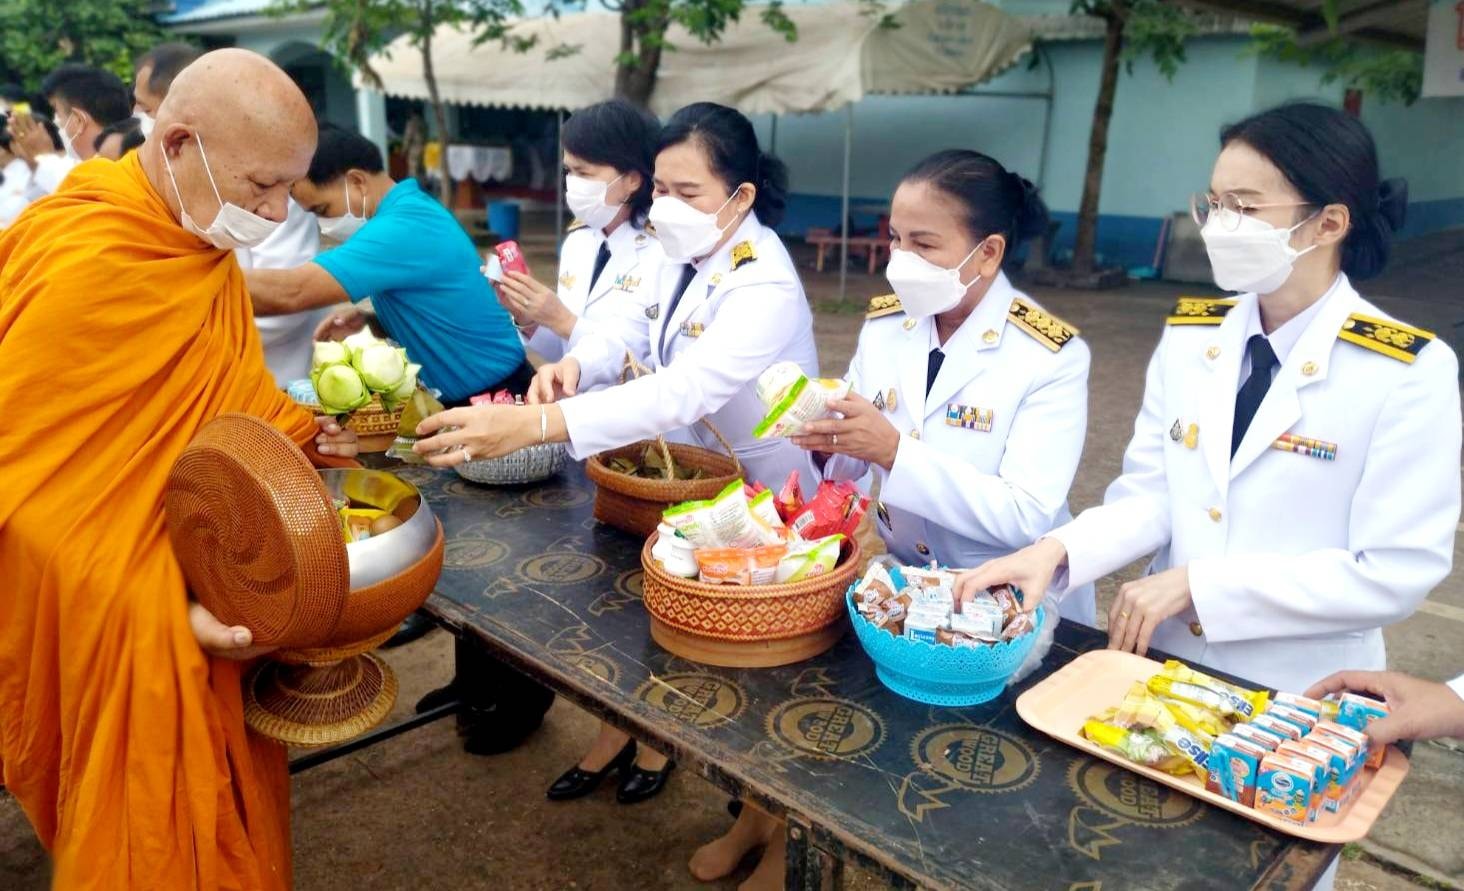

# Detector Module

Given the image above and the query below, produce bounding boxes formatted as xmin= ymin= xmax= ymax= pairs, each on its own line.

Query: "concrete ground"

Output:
xmin=3 ymin=225 xmax=1461 ymax=890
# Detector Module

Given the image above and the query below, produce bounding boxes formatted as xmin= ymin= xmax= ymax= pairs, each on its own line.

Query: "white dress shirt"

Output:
xmin=237 ymin=199 xmax=325 ymax=387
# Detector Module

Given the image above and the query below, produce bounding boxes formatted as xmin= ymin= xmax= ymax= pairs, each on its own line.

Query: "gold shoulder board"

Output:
xmin=1167 ymin=297 xmax=1237 ymax=325
xmin=1338 ymin=313 xmax=1434 ymax=364
xmin=730 ymin=240 xmax=757 ymax=271
xmin=565 ymin=218 xmax=587 ymax=233
xmin=1008 ymin=297 xmax=1078 ymax=352
xmin=866 ymin=293 xmax=903 ymax=319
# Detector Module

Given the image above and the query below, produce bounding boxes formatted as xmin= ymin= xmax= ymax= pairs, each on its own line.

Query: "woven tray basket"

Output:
xmin=640 ymin=533 xmax=861 ymax=643
xmin=456 ymin=442 xmax=569 ymax=486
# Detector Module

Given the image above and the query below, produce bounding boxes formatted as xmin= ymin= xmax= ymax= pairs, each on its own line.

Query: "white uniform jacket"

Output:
xmin=824 ymin=274 xmax=1095 ymax=624
xmin=524 ymin=218 xmax=661 ymax=369
xmin=560 ymin=212 xmax=820 ymax=493
xmin=1051 ymin=276 xmax=1461 ymax=693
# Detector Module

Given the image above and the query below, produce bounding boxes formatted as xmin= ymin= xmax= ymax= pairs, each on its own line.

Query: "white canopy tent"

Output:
xmin=366 ymin=0 xmax=1035 ymax=293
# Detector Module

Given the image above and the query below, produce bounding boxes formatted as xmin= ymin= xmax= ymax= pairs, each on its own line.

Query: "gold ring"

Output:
xmin=1119 ymin=610 xmax=1130 ymax=619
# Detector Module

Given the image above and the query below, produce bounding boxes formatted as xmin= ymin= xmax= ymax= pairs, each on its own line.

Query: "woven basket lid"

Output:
xmin=165 ymin=413 xmax=350 ymax=649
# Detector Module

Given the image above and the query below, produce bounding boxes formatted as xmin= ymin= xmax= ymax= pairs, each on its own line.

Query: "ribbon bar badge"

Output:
xmin=1272 ymin=433 xmax=1337 ymax=461
xmin=946 ymin=404 xmax=993 ymax=432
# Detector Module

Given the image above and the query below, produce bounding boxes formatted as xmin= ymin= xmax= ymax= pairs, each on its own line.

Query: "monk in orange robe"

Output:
xmin=0 ymin=50 xmax=357 ymax=889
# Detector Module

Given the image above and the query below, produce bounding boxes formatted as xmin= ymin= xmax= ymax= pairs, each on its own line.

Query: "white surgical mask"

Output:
xmin=565 ymin=173 xmax=624 ymax=232
xmin=162 ymin=131 xmax=281 ymax=250
xmin=318 ymin=179 xmax=369 ymax=242
xmin=58 ymin=112 xmax=82 ymax=161
xmin=648 ymin=191 xmax=739 ymax=262
xmin=135 ymin=112 xmax=155 ymax=138
xmin=1201 ymin=210 xmax=1318 ymax=295
xmin=884 ymin=242 xmax=984 ymax=318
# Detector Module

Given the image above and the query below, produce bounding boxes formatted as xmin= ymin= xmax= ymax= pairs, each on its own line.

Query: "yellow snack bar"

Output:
xmin=1155 ymin=692 xmax=1230 ymax=737
xmin=1158 ymin=660 xmax=1270 ymax=720
xmin=1115 ymin=683 xmax=1214 ymax=780
xmin=1082 ymin=720 xmax=1191 ymax=775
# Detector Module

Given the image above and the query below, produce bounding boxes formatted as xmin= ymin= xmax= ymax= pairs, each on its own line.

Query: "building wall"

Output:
xmin=763 ymin=31 xmax=1463 ymax=268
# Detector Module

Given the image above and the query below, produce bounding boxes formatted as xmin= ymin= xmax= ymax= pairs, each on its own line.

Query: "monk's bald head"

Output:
xmin=142 ymin=49 xmax=317 ymax=233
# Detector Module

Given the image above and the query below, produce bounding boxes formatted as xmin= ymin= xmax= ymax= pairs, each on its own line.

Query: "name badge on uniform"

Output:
xmin=679 ymin=321 xmax=705 ymax=338
xmin=558 ymin=272 xmax=576 ymax=290
xmin=1272 ymin=433 xmax=1337 ymax=461
xmin=946 ymin=403 xmax=993 ymax=432
xmin=645 ymin=304 xmax=660 ymax=320
xmin=614 ymin=274 xmax=641 ymax=292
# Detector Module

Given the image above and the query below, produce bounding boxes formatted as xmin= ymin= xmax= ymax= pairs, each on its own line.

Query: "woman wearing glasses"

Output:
xmin=957 ymin=102 xmax=1459 ymax=701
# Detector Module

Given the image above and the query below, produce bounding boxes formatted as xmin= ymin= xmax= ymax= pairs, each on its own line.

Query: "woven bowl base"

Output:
xmin=244 ymin=652 xmax=399 ymax=748
xmin=648 ymin=616 xmax=845 ymax=668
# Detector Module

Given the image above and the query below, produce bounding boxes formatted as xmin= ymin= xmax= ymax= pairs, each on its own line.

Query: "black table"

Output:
xmin=372 ymin=461 xmax=1336 ymax=890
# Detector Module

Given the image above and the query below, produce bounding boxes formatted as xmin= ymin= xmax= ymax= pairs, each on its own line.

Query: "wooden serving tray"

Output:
xmin=1015 ymin=649 xmax=1410 ymax=843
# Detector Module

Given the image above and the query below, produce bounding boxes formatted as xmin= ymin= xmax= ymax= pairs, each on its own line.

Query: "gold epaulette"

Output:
xmin=866 ymin=294 xmax=902 ymax=319
xmin=1008 ymin=297 xmax=1078 ymax=352
xmin=1338 ymin=313 xmax=1434 ymax=364
xmin=730 ymin=240 xmax=757 ymax=271
xmin=566 ymin=219 xmax=587 ymax=233
xmin=1167 ymin=297 xmax=1237 ymax=325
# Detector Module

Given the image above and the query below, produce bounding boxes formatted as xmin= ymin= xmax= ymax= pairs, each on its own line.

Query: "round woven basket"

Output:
xmin=640 ymin=533 xmax=860 ymax=667
xmin=457 ymin=442 xmax=569 ymax=486
xmin=347 ymin=395 xmax=405 ymax=453
xmin=586 ymin=439 xmax=740 ymax=538
xmin=165 ymin=414 xmax=351 ymax=649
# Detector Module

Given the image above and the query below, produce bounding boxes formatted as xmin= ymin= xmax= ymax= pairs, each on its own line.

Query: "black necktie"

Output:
xmin=926 ymin=348 xmax=945 ymax=396
xmin=587 ymin=241 xmax=612 ymax=292
xmin=1231 ymin=334 xmax=1278 ymax=457
xmin=657 ymin=264 xmax=698 ymax=363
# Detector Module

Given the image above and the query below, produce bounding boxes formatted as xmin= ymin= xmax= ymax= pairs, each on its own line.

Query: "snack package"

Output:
xmin=1275 ymin=742 xmax=1329 ymax=822
xmin=1206 ymin=733 xmax=1268 ymax=806
xmin=753 ymin=362 xmax=854 ymax=439
xmin=1157 ymin=661 xmax=1270 ymax=721
xmin=1273 ymin=692 xmax=1324 ymax=719
xmin=694 ymin=545 xmax=786 ymax=586
xmin=1292 ymin=736 xmax=1352 ymax=814
xmin=951 ymin=595 xmax=1003 ymax=641
xmin=749 ymin=489 xmax=786 ymax=532
xmin=986 ymin=585 xmax=1021 ymax=625
xmin=774 ymin=534 xmax=844 ymax=583
xmin=1231 ymin=722 xmax=1284 ymax=752
xmin=1336 ymin=693 xmax=1390 ymax=769
xmin=1251 ymin=714 xmax=1303 ymax=743
xmin=494 ymin=239 xmax=530 ymax=276
xmin=1113 ymin=683 xmax=1213 ymax=779
xmin=1314 ymin=720 xmax=1370 ymax=773
xmin=903 ymin=611 xmax=943 ymax=644
xmin=788 ymin=480 xmax=868 ymax=541
xmin=1310 ymin=725 xmax=1366 ymax=808
xmin=1256 ymin=754 xmax=1317 ymax=825
xmin=1001 ymin=610 xmax=1036 ymax=641
xmin=776 ymin=471 xmax=804 ymax=523
xmin=853 ymin=563 xmax=898 ymax=608
xmin=663 ymin=480 xmax=782 ymax=549
xmin=1084 ymin=720 xmax=1191 ymax=774
xmin=339 ymin=508 xmax=387 ymax=543
xmin=1158 ymin=694 xmax=1229 ymax=738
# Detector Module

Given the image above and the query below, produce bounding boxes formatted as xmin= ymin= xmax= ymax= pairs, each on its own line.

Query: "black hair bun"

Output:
xmin=1011 ymin=173 xmax=1051 ymax=242
xmin=1377 ymin=177 xmax=1408 ymax=232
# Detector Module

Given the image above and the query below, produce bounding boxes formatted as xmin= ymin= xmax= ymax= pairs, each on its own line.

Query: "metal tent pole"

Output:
xmin=839 ymin=104 xmax=852 ymax=302
xmin=555 ymin=110 xmax=566 ymax=242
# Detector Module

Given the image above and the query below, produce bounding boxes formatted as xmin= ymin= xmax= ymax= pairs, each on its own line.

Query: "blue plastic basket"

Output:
xmin=846 ymin=585 xmax=1045 ymax=706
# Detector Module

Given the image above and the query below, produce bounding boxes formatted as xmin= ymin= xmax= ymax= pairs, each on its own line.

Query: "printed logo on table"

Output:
xmin=910 ymin=724 xmax=1039 ymax=794
xmin=1067 ymin=760 xmax=1204 ymax=828
xmin=443 ymin=537 xmax=510 ymax=569
xmin=636 ymin=673 xmax=746 ymax=728
xmin=766 ymin=697 xmax=885 ymax=760
xmin=524 ymin=486 xmax=592 ymax=510
xmin=589 ymin=569 xmax=644 ymax=616
xmin=518 ymin=552 xmax=607 ymax=585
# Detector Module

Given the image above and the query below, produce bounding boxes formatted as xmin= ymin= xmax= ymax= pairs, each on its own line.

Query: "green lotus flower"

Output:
xmin=382 ymin=362 xmax=421 ymax=411
xmin=313 ymin=363 xmax=372 ymax=414
xmin=343 ymin=329 xmax=385 ymax=363
xmin=353 ymin=342 xmax=408 ymax=393
xmin=312 ymin=340 xmax=350 ymax=370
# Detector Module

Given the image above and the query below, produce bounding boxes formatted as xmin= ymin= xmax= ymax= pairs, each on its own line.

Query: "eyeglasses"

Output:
xmin=1190 ymin=192 xmax=1315 ymax=231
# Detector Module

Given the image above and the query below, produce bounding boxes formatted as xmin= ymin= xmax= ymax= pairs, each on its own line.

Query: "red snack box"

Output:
xmin=788 ymin=480 xmax=868 ymax=540
xmin=494 ymin=240 xmax=530 ymax=276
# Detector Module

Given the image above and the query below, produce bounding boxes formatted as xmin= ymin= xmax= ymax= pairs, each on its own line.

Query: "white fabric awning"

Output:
xmin=363 ymin=0 xmax=1033 ymax=115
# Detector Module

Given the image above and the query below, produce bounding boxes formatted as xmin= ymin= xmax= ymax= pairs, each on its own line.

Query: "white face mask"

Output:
xmin=565 ymin=172 xmax=624 ymax=232
xmin=135 ymin=112 xmax=155 ymax=138
xmin=58 ymin=111 xmax=83 ymax=161
xmin=648 ymin=191 xmax=739 ymax=262
xmin=1201 ymin=209 xmax=1318 ymax=295
xmin=884 ymin=242 xmax=984 ymax=319
xmin=318 ymin=178 xmax=369 ymax=242
xmin=162 ymin=131 xmax=281 ymax=250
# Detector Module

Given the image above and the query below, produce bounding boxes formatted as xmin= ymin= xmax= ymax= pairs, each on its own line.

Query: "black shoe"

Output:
xmin=547 ymin=740 xmax=637 ymax=801
xmin=726 ymin=799 xmax=743 ymax=819
xmin=616 ymin=759 xmax=675 ymax=805
xmin=382 ymin=610 xmax=436 ymax=649
xmin=461 ymin=703 xmax=547 ymax=756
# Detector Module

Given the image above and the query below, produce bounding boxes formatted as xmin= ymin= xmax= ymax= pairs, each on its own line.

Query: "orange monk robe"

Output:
xmin=0 ymin=153 xmax=348 ymax=890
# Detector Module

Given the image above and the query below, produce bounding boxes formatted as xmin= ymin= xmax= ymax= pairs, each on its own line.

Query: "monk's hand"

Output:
xmin=189 ymin=602 xmax=275 ymax=660
xmin=789 ymin=394 xmax=900 ymax=471
xmin=314 ymin=305 xmax=367 ymax=342
xmin=498 ymin=271 xmax=575 ymax=339
xmin=413 ymin=404 xmax=535 ymax=467
xmin=527 ymin=358 xmax=580 ymax=405
xmin=314 ymin=416 xmax=359 ymax=458
xmin=1108 ymin=566 xmax=1193 ymax=657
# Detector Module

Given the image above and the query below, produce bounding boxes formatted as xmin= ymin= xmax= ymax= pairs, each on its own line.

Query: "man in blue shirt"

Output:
xmin=246 ymin=124 xmax=530 ymax=403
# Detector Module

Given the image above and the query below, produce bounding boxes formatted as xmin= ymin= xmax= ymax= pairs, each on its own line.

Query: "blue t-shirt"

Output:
xmin=314 ymin=179 xmax=523 ymax=403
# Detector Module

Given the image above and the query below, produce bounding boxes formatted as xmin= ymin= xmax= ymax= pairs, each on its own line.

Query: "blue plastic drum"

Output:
xmin=488 ymin=201 xmax=521 ymax=241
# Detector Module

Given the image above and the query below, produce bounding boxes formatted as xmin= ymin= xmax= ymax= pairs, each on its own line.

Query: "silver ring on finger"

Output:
xmin=460 ymin=444 xmax=472 ymax=462
xmin=831 ymin=434 xmax=839 ymax=446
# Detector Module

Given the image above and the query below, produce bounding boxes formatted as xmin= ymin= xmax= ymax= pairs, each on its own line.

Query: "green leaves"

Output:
xmin=1248 ymin=23 xmax=1422 ymax=105
xmin=0 ymin=0 xmax=168 ymax=90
